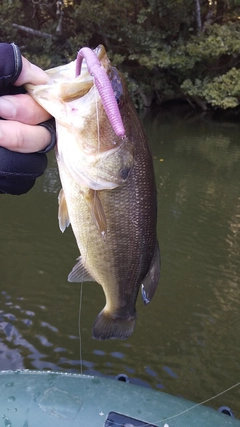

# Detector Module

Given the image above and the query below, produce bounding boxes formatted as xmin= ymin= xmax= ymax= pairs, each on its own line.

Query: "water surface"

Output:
xmin=0 ymin=111 xmax=240 ymax=418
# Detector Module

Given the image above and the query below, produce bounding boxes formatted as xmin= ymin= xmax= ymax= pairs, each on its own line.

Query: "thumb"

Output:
xmin=14 ymin=56 xmax=50 ymax=86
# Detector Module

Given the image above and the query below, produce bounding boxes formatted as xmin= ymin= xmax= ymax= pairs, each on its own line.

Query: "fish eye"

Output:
xmin=120 ymin=166 xmax=130 ymax=180
xmin=116 ymin=94 xmax=124 ymax=109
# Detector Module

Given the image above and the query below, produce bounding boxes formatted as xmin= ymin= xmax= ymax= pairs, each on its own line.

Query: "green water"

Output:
xmin=0 ymin=111 xmax=240 ymax=418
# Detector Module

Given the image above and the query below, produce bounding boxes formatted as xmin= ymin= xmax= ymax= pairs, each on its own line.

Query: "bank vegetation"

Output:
xmin=1 ymin=0 xmax=240 ymax=112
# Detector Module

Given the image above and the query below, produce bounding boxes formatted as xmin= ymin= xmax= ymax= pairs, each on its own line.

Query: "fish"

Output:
xmin=26 ymin=45 xmax=160 ymax=340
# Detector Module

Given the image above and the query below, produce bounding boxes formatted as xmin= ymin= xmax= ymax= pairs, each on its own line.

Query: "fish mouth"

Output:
xmin=59 ymin=45 xmax=111 ymax=103
xmin=60 ymin=44 xmax=125 ymax=137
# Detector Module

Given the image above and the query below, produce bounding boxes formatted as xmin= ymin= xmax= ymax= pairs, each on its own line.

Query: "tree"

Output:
xmin=1 ymin=0 xmax=240 ymax=111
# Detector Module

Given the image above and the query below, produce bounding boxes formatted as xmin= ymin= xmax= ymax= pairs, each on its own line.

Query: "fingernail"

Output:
xmin=0 ymin=97 xmax=16 ymax=119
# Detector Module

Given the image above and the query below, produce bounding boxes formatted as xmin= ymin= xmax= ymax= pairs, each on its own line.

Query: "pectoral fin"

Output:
xmin=58 ymin=188 xmax=71 ymax=233
xmin=85 ymin=189 xmax=107 ymax=237
xmin=68 ymin=256 xmax=94 ymax=282
xmin=141 ymin=242 xmax=160 ymax=305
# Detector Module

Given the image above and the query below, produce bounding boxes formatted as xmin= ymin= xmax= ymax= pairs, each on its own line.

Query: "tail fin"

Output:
xmin=92 ymin=309 xmax=136 ymax=340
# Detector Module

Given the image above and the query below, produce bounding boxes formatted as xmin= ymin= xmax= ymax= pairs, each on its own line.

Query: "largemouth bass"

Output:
xmin=26 ymin=45 xmax=160 ymax=340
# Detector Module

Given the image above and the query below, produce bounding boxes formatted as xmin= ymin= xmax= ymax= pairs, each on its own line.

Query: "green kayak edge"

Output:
xmin=0 ymin=370 xmax=239 ymax=427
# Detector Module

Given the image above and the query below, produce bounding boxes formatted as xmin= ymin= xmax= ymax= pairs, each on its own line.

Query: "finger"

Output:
xmin=0 ymin=94 xmax=51 ymax=124
xmin=14 ymin=56 xmax=50 ymax=86
xmin=0 ymin=120 xmax=52 ymax=153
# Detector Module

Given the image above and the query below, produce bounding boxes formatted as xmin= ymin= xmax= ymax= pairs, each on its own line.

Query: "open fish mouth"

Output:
xmin=44 ymin=44 xmax=125 ymax=138
xmin=55 ymin=45 xmax=106 ymax=101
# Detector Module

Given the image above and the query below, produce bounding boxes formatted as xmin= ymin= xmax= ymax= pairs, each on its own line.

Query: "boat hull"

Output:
xmin=0 ymin=370 xmax=238 ymax=427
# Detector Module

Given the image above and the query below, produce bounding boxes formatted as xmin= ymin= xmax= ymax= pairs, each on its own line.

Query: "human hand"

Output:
xmin=0 ymin=45 xmax=56 ymax=195
xmin=14 ymin=55 xmax=50 ymax=86
xmin=0 ymin=55 xmax=53 ymax=153
xmin=0 ymin=93 xmax=52 ymax=153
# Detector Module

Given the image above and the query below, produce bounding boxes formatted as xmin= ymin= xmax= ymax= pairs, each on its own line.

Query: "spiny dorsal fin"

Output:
xmin=68 ymin=256 xmax=94 ymax=283
xmin=58 ymin=188 xmax=70 ymax=233
xmin=141 ymin=242 xmax=160 ymax=305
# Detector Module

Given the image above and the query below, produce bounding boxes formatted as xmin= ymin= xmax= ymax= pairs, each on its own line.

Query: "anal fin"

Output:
xmin=68 ymin=256 xmax=94 ymax=283
xmin=141 ymin=241 xmax=161 ymax=305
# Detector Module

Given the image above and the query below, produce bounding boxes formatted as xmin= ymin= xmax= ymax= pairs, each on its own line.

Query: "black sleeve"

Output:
xmin=0 ymin=147 xmax=48 ymax=195
xmin=0 ymin=43 xmax=56 ymax=195
xmin=0 ymin=43 xmax=22 ymax=90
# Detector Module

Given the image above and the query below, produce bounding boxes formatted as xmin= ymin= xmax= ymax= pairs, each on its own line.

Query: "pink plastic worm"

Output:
xmin=75 ymin=47 xmax=126 ymax=138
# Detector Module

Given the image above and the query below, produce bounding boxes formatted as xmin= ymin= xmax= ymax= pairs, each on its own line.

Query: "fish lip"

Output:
xmin=93 ymin=44 xmax=108 ymax=62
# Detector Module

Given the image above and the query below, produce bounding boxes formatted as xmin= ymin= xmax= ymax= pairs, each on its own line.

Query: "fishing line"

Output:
xmin=78 ymin=282 xmax=83 ymax=375
xmin=93 ymin=77 xmax=101 ymax=224
xmin=76 ymin=75 xmax=100 ymax=376
xmin=112 ymin=380 xmax=240 ymax=427
xmin=93 ymin=76 xmax=101 ymax=156
xmin=150 ymin=380 xmax=240 ymax=426
xmin=77 ymin=78 xmax=101 ymax=376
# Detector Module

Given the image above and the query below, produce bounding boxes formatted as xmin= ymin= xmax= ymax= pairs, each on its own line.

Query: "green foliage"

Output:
xmin=182 ymin=68 xmax=240 ymax=109
xmin=1 ymin=0 xmax=240 ymax=110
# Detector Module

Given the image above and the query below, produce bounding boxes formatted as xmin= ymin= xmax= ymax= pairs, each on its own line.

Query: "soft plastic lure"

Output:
xmin=75 ymin=47 xmax=126 ymax=138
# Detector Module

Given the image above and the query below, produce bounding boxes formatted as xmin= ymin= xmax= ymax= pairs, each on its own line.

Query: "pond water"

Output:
xmin=0 ymin=110 xmax=240 ymax=419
